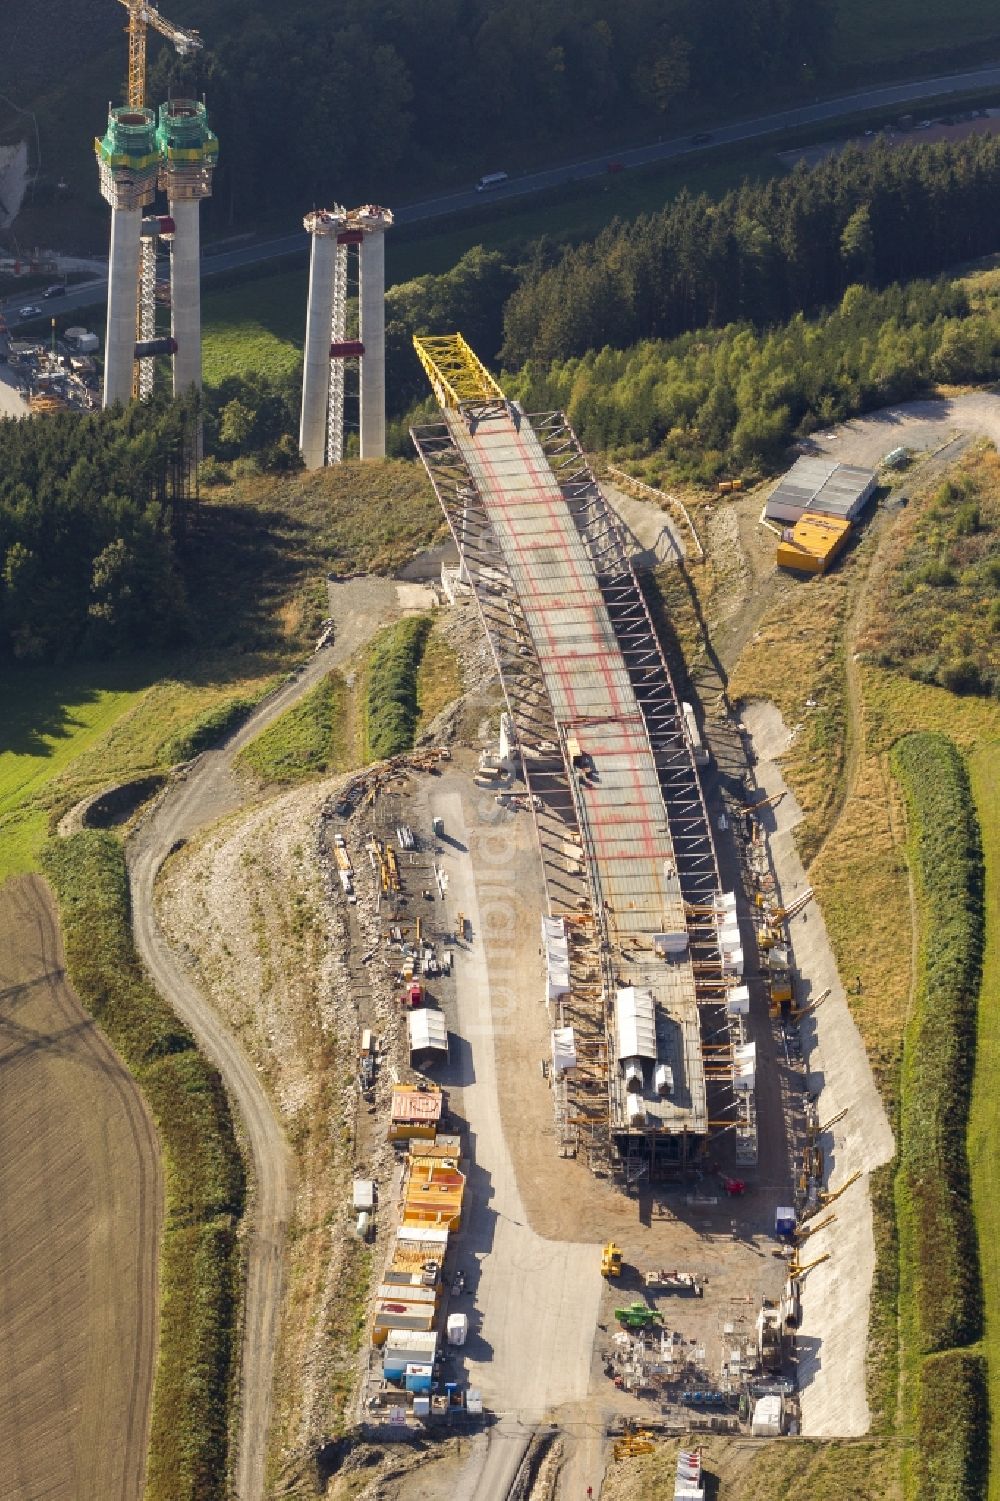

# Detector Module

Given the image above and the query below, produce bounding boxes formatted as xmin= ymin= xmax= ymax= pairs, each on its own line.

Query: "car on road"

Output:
xmin=476 ymin=171 xmax=509 ymax=192
xmin=606 ymin=160 xmax=625 ymax=174
xmin=18 ymin=304 xmax=41 ymax=318
xmin=43 ymin=283 xmax=66 ymax=298
xmin=690 ymin=132 xmax=713 ymax=145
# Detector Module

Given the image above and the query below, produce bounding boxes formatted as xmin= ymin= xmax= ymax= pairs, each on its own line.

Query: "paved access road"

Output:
xmin=9 ymin=60 xmax=1000 ymax=333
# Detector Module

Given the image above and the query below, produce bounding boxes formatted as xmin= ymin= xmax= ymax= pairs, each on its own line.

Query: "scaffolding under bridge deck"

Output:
xmin=411 ymin=335 xmax=756 ymax=1176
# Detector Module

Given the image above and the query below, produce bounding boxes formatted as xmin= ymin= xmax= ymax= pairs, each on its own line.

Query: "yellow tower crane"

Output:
xmin=115 ymin=1 xmax=202 ymax=396
xmin=118 ymin=0 xmax=202 ymax=111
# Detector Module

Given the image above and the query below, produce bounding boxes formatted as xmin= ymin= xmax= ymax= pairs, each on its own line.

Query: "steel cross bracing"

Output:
xmin=137 ymin=235 xmax=157 ymax=399
xmin=326 ymin=241 xmax=348 ymax=465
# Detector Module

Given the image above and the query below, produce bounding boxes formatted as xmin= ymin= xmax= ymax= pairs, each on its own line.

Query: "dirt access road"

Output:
xmin=128 ymin=578 xmax=403 ymax=1501
xmin=0 ymin=876 xmax=161 ymax=1501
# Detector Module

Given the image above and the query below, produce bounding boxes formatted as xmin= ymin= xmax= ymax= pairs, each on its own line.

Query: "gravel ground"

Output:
xmin=0 ymin=366 xmax=27 ymax=417
xmin=799 ymin=391 xmax=1000 ymax=470
xmin=743 ymin=701 xmax=895 ymax=1437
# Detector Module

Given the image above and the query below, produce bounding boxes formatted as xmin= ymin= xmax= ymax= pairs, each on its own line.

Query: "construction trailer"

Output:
xmin=410 ymin=333 xmax=757 ymax=1180
xmin=776 ymin=512 xmax=852 ymax=575
xmin=388 ymin=1084 xmax=444 ymax=1143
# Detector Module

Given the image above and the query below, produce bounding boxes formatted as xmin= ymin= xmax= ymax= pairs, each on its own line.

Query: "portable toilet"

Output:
xmin=775 ymin=1205 xmax=796 ymax=1239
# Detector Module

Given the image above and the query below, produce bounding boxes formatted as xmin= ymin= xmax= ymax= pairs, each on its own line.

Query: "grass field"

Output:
xmin=0 ymin=661 xmax=154 ymax=879
xmin=968 ymin=738 xmax=1000 ymax=1497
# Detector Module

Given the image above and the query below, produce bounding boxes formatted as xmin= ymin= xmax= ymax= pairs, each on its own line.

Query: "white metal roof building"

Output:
xmin=407 ymin=1008 xmax=449 ymax=1061
xmin=764 ymin=455 xmax=876 ymax=526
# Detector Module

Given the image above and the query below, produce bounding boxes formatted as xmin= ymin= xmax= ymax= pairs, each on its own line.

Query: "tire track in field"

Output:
xmin=0 ymin=875 xmax=162 ymax=1501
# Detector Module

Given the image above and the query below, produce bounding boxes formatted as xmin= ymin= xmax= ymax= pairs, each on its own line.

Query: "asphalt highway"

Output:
xmin=6 ymin=60 xmax=1000 ymax=334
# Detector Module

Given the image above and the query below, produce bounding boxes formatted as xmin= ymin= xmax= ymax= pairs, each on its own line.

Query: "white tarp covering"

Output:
xmin=726 ymin=984 xmax=750 ymax=1016
xmin=551 ymin=1026 xmax=577 ymax=1072
xmin=615 ymin=986 xmax=657 ymax=1061
xmin=408 ymin=1008 xmax=448 ymax=1055
xmin=542 ymin=914 xmax=571 ymax=999
xmin=734 ymin=1040 xmax=756 ymax=1091
xmin=751 ymin=1394 xmax=782 ymax=1436
xmin=676 ymin=1447 xmax=704 ymax=1498
xmin=719 ymin=922 xmax=741 ymax=951
xmin=723 ymin=946 xmax=744 ymax=977
xmin=394 ymin=1225 xmax=449 ymax=1249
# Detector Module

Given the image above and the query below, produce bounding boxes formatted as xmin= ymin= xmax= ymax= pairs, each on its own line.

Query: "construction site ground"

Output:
xmin=0 ymin=875 xmax=161 ymax=1501
xmin=740 ymin=702 xmax=894 ymax=1436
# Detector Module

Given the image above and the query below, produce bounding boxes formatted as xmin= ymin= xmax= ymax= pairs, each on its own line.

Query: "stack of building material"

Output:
xmin=402 ymin=1153 xmax=465 ymax=1231
xmin=675 ymin=1445 xmax=705 ymax=1499
xmin=777 ymin=512 xmax=852 ymax=575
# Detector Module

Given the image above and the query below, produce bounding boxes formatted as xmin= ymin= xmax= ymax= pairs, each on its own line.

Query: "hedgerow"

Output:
xmin=915 ymin=1351 xmax=989 ymax=1501
xmin=364 ymin=615 xmax=432 ymax=759
xmin=893 ymin=732 xmax=984 ymax=1355
xmin=160 ymin=693 xmax=262 ymax=764
xmin=42 ymin=831 xmax=244 ymax=1501
xmin=892 ymin=733 xmax=986 ymax=1501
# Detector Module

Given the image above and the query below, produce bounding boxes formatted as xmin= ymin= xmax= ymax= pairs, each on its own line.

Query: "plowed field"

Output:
xmin=0 ymin=875 xmax=161 ymax=1500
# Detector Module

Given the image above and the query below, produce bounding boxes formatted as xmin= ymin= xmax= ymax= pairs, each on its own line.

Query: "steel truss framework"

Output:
xmin=137 ymin=235 xmax=157 ymax=399
xmin=412 ymin=406 xmax=757 ymax=1173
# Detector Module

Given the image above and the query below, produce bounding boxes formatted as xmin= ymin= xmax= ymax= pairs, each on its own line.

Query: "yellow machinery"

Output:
xmin=118 ymin=0 xmax=202 ymax=113
xmin=412 ymin=333 xmax=504 ymax=409
xmin=613 ymin=1429 xmax=655 ymax=1460
xmin=601 ymin=1242 xmax=623 ymax=1278
xmin=789 ymin=1251 xmax=830 ymax=1279
xmin=819 ymin=1169 xmax=861 ymax=1207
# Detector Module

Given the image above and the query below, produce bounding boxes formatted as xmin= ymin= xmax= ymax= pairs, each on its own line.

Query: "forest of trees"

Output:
xmin=144 ymin=0 xmax=833 ymax=227
xmin=507 ymin=278 xmax=1000 ymax=478
xmin=0 ymin=398 xmax=196 ymax=661
xmin=502 ymin=134 xmax=1000 ymax=365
